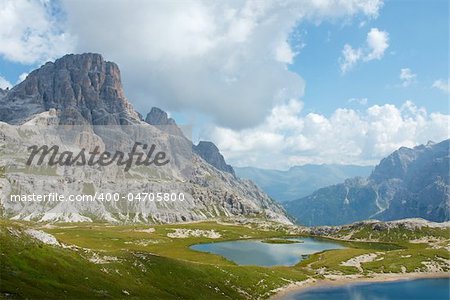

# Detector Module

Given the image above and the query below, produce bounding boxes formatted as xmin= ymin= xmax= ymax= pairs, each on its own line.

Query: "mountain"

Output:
xmin=235 ymin=164 xmax=373 ymax=202
xmin=0 ymin=53 xmax=140 ymax=125
xmin=0 ymin=53 xmax=289 ymax=224
xmin=193 ymin=141 xmax=235 ymax=176
xmin=144 ymin=107 xmax=184 ymax=136
xmin=145 ymin=107 xmax=178 ymax=127
xmin=284 ymin=140 xmax=450 ymax=226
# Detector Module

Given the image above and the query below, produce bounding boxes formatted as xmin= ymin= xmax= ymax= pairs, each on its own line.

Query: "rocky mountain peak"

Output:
xmin=426 ymin=140 xmax=436 ymax=147
xmin=369 ymin=146 xmax=417 ymax=182
xmin=193 ymin=141 xmax=235 ymax=176
xmin=0 ymin=53 xmax=140 ymax=125
xmin=369 ymin=141 xmax=448 ymax=183
xmin=145 ymin=107 xmax=176 ymax=126
xmin=144 ymin=107 xmax=185 ymax=136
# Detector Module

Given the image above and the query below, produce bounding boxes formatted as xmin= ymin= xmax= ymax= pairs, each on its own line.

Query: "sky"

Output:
xmin=0 ymin=0 xmax=448 ymax=169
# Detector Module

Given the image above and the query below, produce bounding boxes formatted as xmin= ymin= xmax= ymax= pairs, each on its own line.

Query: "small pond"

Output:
xmin=190 ymin=237 xmax=345 ymax=267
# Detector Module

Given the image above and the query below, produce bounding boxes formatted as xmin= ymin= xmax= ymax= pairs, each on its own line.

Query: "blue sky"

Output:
xmin=292 ymin=0 xmax=448 ymax=116
xmin=0 ymin=0 xmax=448 ymax=169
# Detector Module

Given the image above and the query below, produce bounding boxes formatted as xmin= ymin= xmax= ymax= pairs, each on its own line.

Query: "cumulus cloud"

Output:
xmin=432 ymin=78 xmax=449 ymax=94
xmin=340 ymin=27 xmax=389 ymax=73
xmin=0 ymin=0 xmax=74 ymax=64
xmin=364 ymin=28 xmax=389 ymax=60
xmin=206 ymin=100 xmax=450 ymax=169
xmin=58 ymin=0 xmax=383 ymax=129
xmin=399 ymin=68 xmax=417 ymax=87
xmin=0 ymin=75 xmax=12 ymax=89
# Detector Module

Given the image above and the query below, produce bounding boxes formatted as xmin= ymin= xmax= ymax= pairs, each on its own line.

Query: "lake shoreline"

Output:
xmin=191 ymin=237 xmax=345 ymax=267
xmin=270 ymin=272 xmax=450 ymax=299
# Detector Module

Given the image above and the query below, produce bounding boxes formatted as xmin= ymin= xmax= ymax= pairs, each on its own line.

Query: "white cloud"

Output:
xmin=348 ymin=97 xmax=368 ymax=105
xmin=0 ymin=75 xmax=12 ymax=89
xmin=364 ymin=28 xmax=389 ymax=60
xmin=275 ymin=41 xmax=296 ymax=64
xmin=58 ymin=0 xmax=383 ymax=129
xmin=340 ymin=44 xmax=363 ymax=74
xmin=432 ymin=78 xmax=449 ymax=94
xmin=399 ymin=68 xmax=417 ymax=87
xmin=0 ymin=0 xmax=74 ymax=64
xmin=340 ymin=27 xmax=389 ymax=73
xmin=16 ymin=72 xmax=28 ymax=84
xmin=205 ymin=100 xmax=450 ymax=169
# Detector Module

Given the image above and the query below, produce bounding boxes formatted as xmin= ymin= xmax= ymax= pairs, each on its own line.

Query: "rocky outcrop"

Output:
xmin=145 ymin=107 xmax=177 ymax=127
xmin=144 ymin=107 xmax=184 ymax=136
xmin=284 ymin=140 xmax=450 ymax=226
xmin=0 ymin=53 xmax=140 ymax=125
xmin=193 ymin=141 xmax=235 ymax=176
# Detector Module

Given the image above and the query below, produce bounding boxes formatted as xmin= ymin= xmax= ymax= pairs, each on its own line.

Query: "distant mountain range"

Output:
xmin=284 ymin=140 xmax=450 ymax=226
xmin=0 ymin=53 xmax=289 ymax=224
xmin=235 ymin=165 xmax=373 ymax=202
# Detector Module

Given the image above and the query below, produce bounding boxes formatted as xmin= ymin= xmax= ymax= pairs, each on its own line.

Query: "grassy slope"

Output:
xmin=0 ymin=219 xmax=448 ymax=299
xmin=0 ymin=220 xmax=307 ymax=299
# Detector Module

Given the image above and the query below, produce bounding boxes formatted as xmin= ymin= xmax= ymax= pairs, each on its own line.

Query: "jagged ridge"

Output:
xmin=284 ymin=140 xmax=450 ymax=226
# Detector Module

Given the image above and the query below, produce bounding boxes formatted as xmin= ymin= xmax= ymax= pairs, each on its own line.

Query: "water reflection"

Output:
xmin=190 ymin=237 xmax=345 ymax=266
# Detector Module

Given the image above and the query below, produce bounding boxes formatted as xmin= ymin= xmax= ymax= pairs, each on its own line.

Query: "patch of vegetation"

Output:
xmin=333 ymin=224 xmax=450 ymax=242
xmin=341 ymin=240 xmax=405 ymax=251
xmin=298 ymin=248 xmax=371 ymax=275
xmin=362 ymin=248 xmax=450 ymax=274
